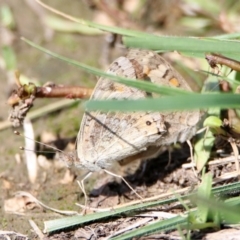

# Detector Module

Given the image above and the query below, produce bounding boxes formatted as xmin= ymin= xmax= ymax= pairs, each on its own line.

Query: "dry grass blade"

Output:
xmin=23 ymin=118 xmax=38 ymax=183
xmin=76 ymin=186 xmax=193 ymax=213
xmin=14 ymin=191 xmax=78 ymax=215
xmin=29 ymin=220 xmax=44 ymax=240
xmin=108 ymin=217 xmax=153 ymax=239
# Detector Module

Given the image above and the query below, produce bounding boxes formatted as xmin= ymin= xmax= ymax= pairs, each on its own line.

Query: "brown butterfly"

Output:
xmin=62 ymin=49 xmax=201 ymax=204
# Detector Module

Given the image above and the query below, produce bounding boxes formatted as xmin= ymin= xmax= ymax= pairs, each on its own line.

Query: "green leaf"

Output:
xmin=203 ymin=116 xmax=226 ymax=135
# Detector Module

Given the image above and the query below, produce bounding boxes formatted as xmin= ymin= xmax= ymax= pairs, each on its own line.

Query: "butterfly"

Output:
xmin=62 ymin=49 xmax=201 ymax=205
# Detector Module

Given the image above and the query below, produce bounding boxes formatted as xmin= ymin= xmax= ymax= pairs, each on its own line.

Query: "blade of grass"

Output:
xmin=33 ymin=1 xmax=240 ymax=63
xmin=213 ymin=181 xmax=240 ymax=196
xmin=35 ymin=0 xmax=156 ymax=38
xmin=44 ymin=181 xmax=240 ymax=232
xmin=21 ymin=37 xmax=192 ymax=96
xmin=123 ymin=36 xmax=240 ymax=60
xmin=225 ymin=196 xmax=240 ymax=206
xmin=111 ymin=215 xmax=187 ymax=240
xmin=44 ymin=196 xmax=186 ymax=233
xmin=193 ymin=196 xmax=240 ymax=224
xmin=85 ymin=93 xmax=240 ymax=112
xmin=126 ymin=192 xmax=240 ymax=240
xmin=44 ymin=15 xmax=103 ymax=35
xmin=210 ymin=32 xmax=240 ymax=40
xmin=196 ymin=173 xmax=213 ymax=223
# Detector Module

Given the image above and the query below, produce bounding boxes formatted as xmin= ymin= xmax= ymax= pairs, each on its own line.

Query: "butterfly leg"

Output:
xmin=165 ymin=146 xmax=172 ymax=169
xmin=77 ymin=171 xmax=92 ymax=214
xmin=104 ymin=169 xmax=143 ymax=200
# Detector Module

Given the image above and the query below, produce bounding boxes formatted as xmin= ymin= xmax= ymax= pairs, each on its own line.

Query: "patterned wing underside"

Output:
xmin=127 ymin=50 xmax=201 ymax=145
xmin=77 ymin=56 xmax=166 ymax=171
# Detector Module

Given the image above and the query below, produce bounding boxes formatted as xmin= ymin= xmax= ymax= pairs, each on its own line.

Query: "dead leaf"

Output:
xmin=4 ymin=194 xmax=41 ymax=213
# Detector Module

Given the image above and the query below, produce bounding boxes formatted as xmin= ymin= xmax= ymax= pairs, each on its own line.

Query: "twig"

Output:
xmin=15 ymin=191 xmax=79 ymax=215
xmin=8 ymin=83 xmax=93 ymax=106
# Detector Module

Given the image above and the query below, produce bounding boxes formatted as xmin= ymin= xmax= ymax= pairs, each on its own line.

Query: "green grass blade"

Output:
xmin=44 ymin=15 xmax=103 ymax=35
xmin=21 ymin=37 xmax=192 ymax=96
xmin=212 ymin=181 xmax=240 ymax=196
xmin=196 ymin=173 xmax=213 ymax=223
xmin=193 ymin=196 xmax=240 ymax=225
xmin=123 ymin=36 xmax=240 ymax=59
xmin=85 ymin=93 xmax=240 ymax=112
xmin=225 ymin=196 xmax=240 ymax=206
xmin=111 ymin=215 xmax=187 ymax=240
xmin=44 ymin=196 xmax=184 ymax=233
xmin=35 ymin=0 xmax=155 ymax=38
xmin=210 ymin=32 xmax=240 ymax=40
xmin=44 ymin=181 xmax=240 ymax=232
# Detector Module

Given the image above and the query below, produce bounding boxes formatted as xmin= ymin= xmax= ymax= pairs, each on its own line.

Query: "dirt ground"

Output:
xmin=1 ymin=1 xmax=240 ymax=239
xmin=0 ymin=0 xmax=104 ymax=238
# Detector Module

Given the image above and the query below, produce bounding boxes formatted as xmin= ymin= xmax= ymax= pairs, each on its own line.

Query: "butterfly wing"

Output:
xmin=126 ymin=49 xmax=201 ymax=145
xmin=76 ymin=55 xmax=166 ymax=171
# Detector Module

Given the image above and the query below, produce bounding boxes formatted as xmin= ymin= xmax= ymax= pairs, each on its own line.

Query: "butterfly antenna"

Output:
xmin=14 ymin=130 xmax=66 ymax=155
xmin=19 ymin=146 xmax=58 ymax=155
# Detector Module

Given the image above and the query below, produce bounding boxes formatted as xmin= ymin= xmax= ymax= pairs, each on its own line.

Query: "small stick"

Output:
xmin=205 ymin=53 xmax=240 ymax=72
xmin=8 ymin=84 xmax=93 ymax=106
